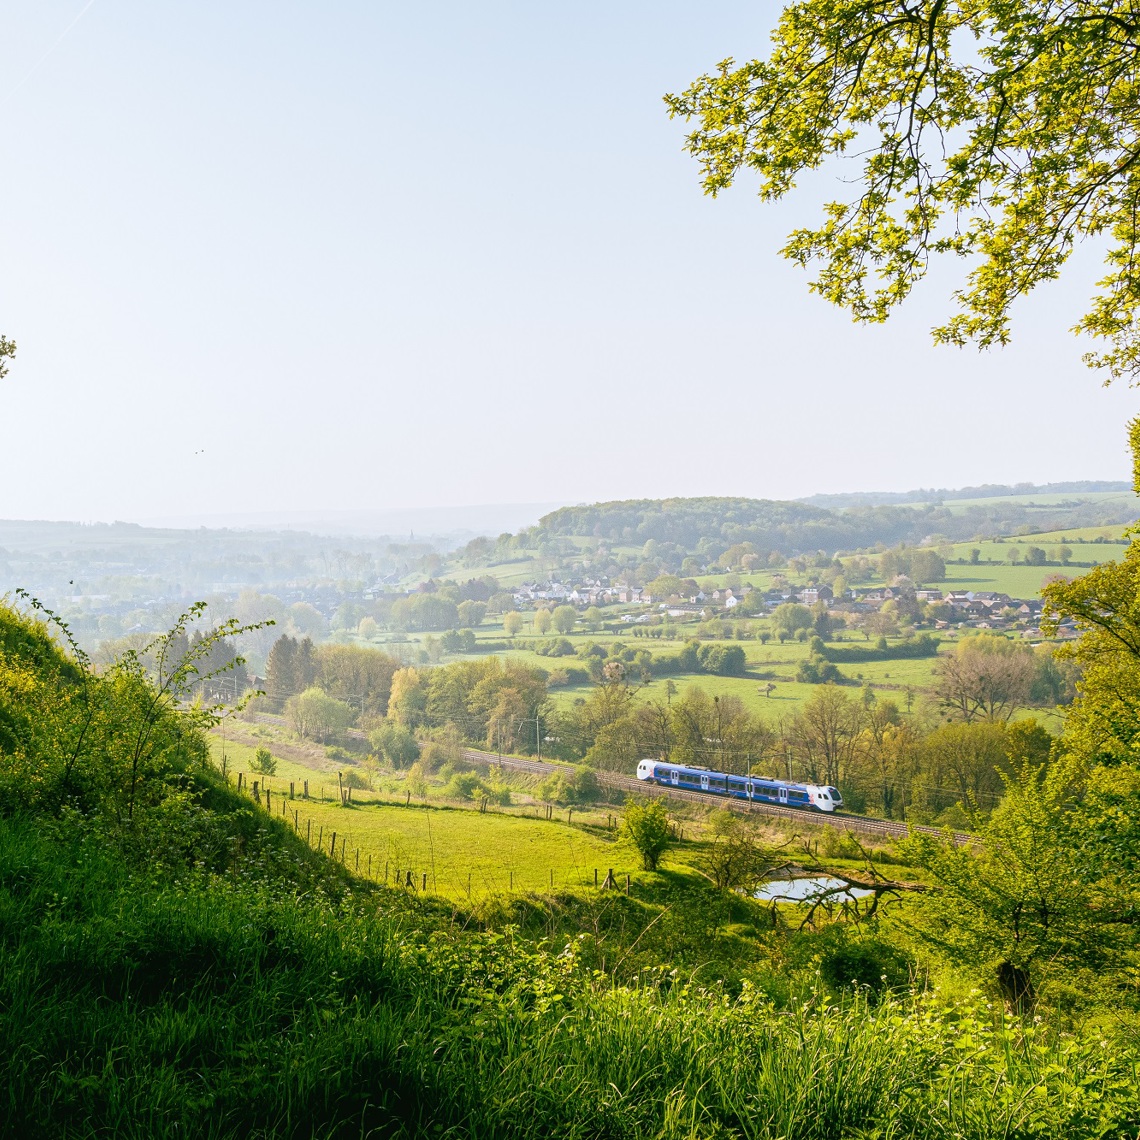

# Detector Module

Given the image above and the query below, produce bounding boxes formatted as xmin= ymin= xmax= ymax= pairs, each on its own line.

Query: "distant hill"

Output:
xmin=799 ymin=481 xmax=1132 ymax=508
xmin=524 ymin=492 xmax=1140 ymax=556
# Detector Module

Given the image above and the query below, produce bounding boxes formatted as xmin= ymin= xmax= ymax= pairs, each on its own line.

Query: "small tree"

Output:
xmin=368 ymin=721 xmax=421 ymax=768
xmin=552 ymin=605 xmax=578 ymax=635
xmin=702 ymin=811 xmax=775 ymax=891
xmin=250 ymin=746 xmax=277 ymax=775
xmin=503 ymin=611 xmax=523 ymax=638
xmin=623 ymin=798 xmax=671 ymax=871
xmin=533 ymin=608 xmax=552 ymax=635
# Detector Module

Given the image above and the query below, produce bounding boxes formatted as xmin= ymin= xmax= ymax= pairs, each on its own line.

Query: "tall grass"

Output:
xmin=2 ymin=816 xmax=1137 ymax=1139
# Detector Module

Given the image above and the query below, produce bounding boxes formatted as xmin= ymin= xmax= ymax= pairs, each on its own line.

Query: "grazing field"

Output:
xmin=267 ymin=798 xmax=638 ymax=900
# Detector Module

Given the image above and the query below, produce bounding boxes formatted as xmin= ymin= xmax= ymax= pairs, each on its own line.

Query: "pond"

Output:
xmin=754 ymin=875 xmax=874 ymax=902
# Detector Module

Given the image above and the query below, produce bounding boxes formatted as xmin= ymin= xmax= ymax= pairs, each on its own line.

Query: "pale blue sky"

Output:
xmin=1 ymin=1 xmax=1137 ymax=525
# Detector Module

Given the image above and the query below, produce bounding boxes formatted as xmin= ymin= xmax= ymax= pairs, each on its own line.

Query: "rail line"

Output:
xmin=238 ymin=715 xmax=970 ymax=845
xmin=464 ymin=749 xmax=973 ymax=846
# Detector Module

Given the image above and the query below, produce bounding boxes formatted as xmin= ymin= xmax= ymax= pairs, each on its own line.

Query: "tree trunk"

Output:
xmin=996 ymin=960 xmax=1035 ymax=1014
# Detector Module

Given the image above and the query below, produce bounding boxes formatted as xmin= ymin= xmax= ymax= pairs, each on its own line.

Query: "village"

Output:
xmin=508 ymin=575 xmax=1064 ymax=639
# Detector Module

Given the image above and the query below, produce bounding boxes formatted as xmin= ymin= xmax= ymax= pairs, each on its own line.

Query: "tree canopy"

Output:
xmin=668 ymin=1 xmax=1140 ymax=379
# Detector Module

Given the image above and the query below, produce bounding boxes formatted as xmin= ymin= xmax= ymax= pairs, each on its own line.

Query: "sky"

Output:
xmin=2 ymin=1 xmax=1138 ymax=528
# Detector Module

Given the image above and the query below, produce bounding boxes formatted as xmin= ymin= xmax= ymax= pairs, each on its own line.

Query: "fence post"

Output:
xmin=550 ymin=869 xmax=554 ymax=889
xmin=406 ymin=791 xmax=411 ymax=806
xmin=368 ymin=853 xmax=372 ymax=877
xmin=625 ymin=874 xmax=630 ymax=896
xmin=237 ymin=772 xmax=243 ymax=791
xmin=356 ymin=849 xmax=360 ymax=871
xmin=330 ymin=831 xmax=336 ymax=858
xmin=340 ymin=837 xmax=346 ymax=862
xmin=594 ymin=868 xmax=598 ymax=888
xmin=405 ymin=869 xmax=413 ymax=888
xmin=421 ymin=872 xmax=427 ymax=892
xmin=509 ymin=870 xmax=513 ymax=890
xmin=304 ymin=780 xmax=309 ymax=799
xmin=290 ymin=782 xmax=295 ymax=800
xmin=567 ymin=808 xmax=572 ymax=824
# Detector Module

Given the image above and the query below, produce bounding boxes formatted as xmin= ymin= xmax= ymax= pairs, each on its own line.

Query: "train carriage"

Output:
xmin=635 ymin=759 xmax=843 ymax=812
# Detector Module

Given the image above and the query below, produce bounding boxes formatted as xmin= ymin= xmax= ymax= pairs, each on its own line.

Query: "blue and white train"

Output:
xmin=635 ymin=759 xmax=844 ymax=813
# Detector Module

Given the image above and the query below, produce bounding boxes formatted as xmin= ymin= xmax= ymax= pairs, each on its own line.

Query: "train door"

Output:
xmin=778 ymin=787 xmax=788 ymax=805
xmin=700 ymin=774 xmax=709 ymax=791
xmin=670 ymin=770 xmax=679 ymax=786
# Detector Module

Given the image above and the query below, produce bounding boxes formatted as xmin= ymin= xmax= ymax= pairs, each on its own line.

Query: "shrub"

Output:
xmin=285 ymin=687 xmax=354 ymax=741
xmin=340 ymin=767 xmax=371 ymax=790
xmin=250 ymin=747 xmax=277 ymax=775
xmin=623 ymin=798 xmax=671 ymax=871
xmin=539 ymin=766 xmax=601 ymax=805
xmin=368 ymin=722 xmax=421 ymax=769
xmin=818 ymin=933 xmax=913 ymax=997
xmin=443 ymin=771 xmax=484 ymax=800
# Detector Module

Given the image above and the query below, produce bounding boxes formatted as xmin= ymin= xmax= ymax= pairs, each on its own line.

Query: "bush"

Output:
xmin=250 ymin=747 xmax=277 ymax=775
xmin=796 ymin=655 xmax=844 ymax=684
xmin=539 ymin=766 xmax=601 ymax=805
xmin=285 ymin=687 xmax=354 ymax=741
xmin=368 ymin=722 xmax=421 ymax=769
xmin=443 ymin=771 xmax=484 ymax=800
xmin=536 ymin=637 xmax=575 ymax=658
xmin=818 ymin=934 xmax=914 ymax=997
xmin=623 ymin=799 xmax=671 ymax=871
xmin=340 ymin=767 xmax=371 ymax=790
xmin=821 ymin=634 xmax=940 ymax=664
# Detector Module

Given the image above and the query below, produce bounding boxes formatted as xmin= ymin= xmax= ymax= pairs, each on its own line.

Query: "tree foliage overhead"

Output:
xmin=667 ymin=1 xmax=1140 ymax=379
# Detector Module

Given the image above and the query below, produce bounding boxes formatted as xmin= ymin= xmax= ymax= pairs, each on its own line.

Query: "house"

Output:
xmin=724 ymin=593 xmax=740 ymax=609
xmin=915 ymin=589 xmax=943 ymax=602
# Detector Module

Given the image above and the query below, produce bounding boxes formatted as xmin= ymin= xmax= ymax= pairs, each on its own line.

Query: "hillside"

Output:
xmin=510 ymin=493 xmax=1140 ymax=562
xmin=5 ymin=597 xmax=1140 ymax=1136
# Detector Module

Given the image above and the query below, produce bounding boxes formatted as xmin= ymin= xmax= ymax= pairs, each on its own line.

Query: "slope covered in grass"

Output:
xmin=2 ymin=600 xmax=1139 ymax=1138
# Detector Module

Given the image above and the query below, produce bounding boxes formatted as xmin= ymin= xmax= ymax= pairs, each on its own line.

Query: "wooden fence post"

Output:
xmin=549 ymin=869 xmax=554 ymax=889
xmin=405 ymin=870 xmax=413 ymax=888
xmin=318 ymin=824 xmax=323 ymax=849
xmin=290 ymin=782 xmax=295 ymax=800
xmin=237 ymin=772 xmax=243 ymax=791
xmin=421 ymin=872 xmax=427 ymax=892
xmin=355 ymin=849 xmax=359 ymax=871
xmin=252 ymin=780 xmax=259 ymax=802
xmin=625 ymin=874 xmax=630 ymax=896
xmin=330 ymin=831 xmax=336 ymax=857
xmin=509 ymin=870 xmax=513 ymax=890
xmin=594 ymin=868 xmax=598 ymax=888
xmin=303 ymin=780 xmax=309 ymax=799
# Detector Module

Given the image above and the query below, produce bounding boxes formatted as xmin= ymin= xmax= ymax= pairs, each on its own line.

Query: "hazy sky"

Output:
xmin=2 ymin=1 xmax=1138 ymax=526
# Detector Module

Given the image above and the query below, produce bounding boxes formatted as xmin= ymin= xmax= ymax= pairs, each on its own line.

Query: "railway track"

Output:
xmin=239 ymin=715 xmax=970 ymax=845
xmin=464 ymin=749 xmax=973 ymax=846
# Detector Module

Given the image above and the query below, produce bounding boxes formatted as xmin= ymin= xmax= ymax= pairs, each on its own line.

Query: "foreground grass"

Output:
xmin=3 ymin=811 xmax=1138 ymax=1140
